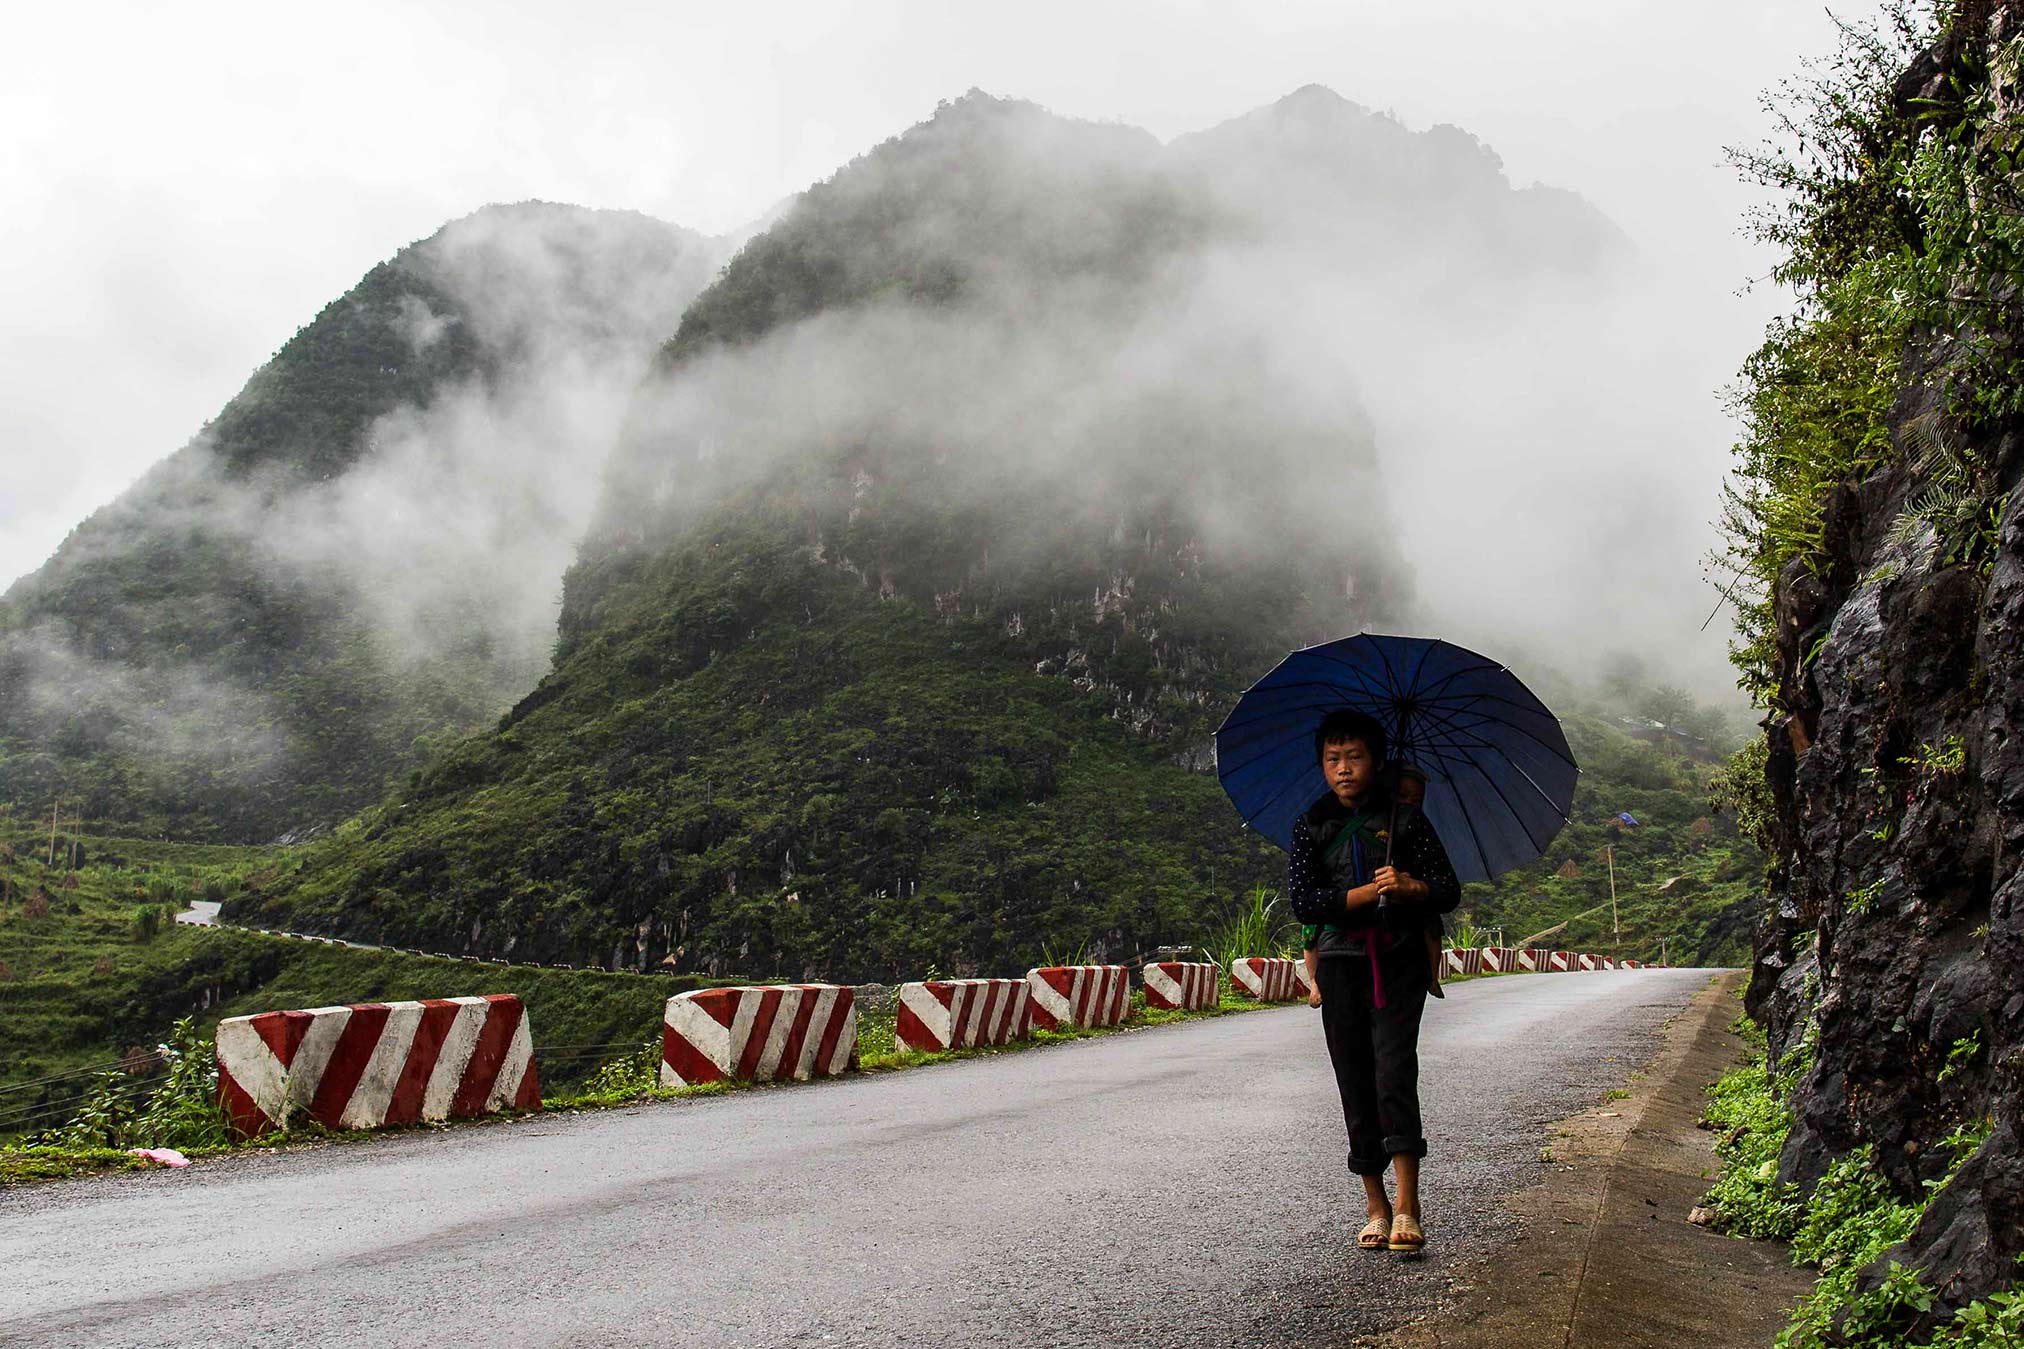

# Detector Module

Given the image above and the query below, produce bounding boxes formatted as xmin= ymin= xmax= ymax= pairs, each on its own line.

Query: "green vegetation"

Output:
xmin=1201 ymin=885 xmax=1299 ymax=970
xmin=1717 ymin=3 xmax=2022 ymax=701
xmin=235 ymin=525 xmax=1292 ymax=982
xmin=0 ymin=818 xmax=734 ymax=1143
xmin=1701 ymin=1010 xmax=2018 ymax=1348
xmin=1701 ymin=1018 xmax=1805 ymax=1240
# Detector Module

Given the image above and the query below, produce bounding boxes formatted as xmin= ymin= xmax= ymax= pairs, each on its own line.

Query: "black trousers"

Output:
xmin=1316 ymin=939 xmax=1430 ymax=1177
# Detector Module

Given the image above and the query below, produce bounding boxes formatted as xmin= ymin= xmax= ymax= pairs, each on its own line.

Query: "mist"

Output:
xmin=4 ymin=83 xmax=1768 ymax=839
xmin=0 ymin=204 xmax=728 ymax=834
xmin=585 ymin=89 xmax=1737 ymax=723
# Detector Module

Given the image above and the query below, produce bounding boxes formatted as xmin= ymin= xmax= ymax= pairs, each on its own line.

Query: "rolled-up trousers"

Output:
xmin=1316 ymin=938 xmax=1430 ymax=1176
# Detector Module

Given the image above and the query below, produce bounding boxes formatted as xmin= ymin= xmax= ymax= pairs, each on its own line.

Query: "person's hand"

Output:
xmin=1373 ymin=867 xmax=1425 ymax=900
xmin=1345 ymin=882 xmax=1383 ymax=911
xmin=1307 ymin=988 xmax=1323 ymax=1008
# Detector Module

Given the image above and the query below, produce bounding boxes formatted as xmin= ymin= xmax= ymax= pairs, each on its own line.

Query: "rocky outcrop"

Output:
xmin=1749 ymin=218 xmax=2024 ymax=1349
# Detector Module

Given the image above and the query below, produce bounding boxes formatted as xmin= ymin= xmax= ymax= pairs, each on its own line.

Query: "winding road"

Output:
xmin=0 ymin=968 xmax=1715 ymax=1348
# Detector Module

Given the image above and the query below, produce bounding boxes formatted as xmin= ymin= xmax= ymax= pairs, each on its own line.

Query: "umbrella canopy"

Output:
xmin=1215 ymin=633 xmax=1578 ymax=883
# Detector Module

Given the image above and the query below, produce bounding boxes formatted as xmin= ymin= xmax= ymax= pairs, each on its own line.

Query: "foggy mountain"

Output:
xmin=0 ymin=202 xmax=727 ymax=839
xmin=230 ymin=89 xmax=1642 ymax=979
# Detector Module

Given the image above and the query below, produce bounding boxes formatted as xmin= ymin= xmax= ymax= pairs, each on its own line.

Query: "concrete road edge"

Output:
xmin=1389 ymin=970 xmax=1814 ymax=1349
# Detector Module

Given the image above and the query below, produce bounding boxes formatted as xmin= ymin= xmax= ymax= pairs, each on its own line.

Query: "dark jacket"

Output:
xmin=1286 ymin=791 xmax=1461 ymax=958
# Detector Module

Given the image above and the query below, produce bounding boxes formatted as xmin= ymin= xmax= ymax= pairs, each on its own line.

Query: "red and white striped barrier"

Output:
xmin=1479 ymin=947 xmax=1511 ymax=973
xmin=661 ymin=985 xmax=857 ymax=1087
xmin=1578 ymin=953 xmax=1602 ymax=971
xmin=1229 ymin=957 xmax=1302 ymax=1002
xmin=1142 ymin=962 xmax=1219 ymax=1011
xmin=1549 ymin=951 xmax=1574 ymax=972
xmin=1025 ymin=965 xmax=1131 ymax=1031
xmin=1444 ymin=947 xmax=1484 ymax=977
xmin=1294 ymin=959 xmax=1316 ymax=997
xmin=894 ymin=978 xmax=1029 ymax=1054
xmin=1516 ymin=948 xmax=1543 ymax=972
xmin=216 ymin=994 xmax=539 ymax=1139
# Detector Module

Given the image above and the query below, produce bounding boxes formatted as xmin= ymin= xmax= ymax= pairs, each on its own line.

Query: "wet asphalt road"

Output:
xmin=0 ymin=968 xmax=1715 ymax=1348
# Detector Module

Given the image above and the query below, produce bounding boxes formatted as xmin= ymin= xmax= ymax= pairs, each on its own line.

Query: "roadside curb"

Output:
xmin=1389 ymin=970 xmax=1811 ymax=1349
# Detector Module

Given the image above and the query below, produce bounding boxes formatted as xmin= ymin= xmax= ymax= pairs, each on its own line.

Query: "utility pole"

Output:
xmin=1660 ymin=935 xmax=1670 ymax=967
xmin=1606 ymin=844 xmax=1620 ymax=954
xmin=47 ymin=803 xmax=60 ymax=868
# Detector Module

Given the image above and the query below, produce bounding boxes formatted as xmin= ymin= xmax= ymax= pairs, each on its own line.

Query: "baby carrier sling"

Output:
xmin=1317 ymin=809 xmax=1408 ymax=1009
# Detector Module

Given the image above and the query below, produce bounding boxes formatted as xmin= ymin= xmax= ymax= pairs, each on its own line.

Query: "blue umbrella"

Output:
xmin=1215 ymin=633 xmax=1578 ymax=883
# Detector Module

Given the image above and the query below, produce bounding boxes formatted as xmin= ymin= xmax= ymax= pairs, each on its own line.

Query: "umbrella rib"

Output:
xmin=1437 ymin=764 xmax=1494 ymax=881
xmin=1214 ymin=683 xmax=1387 ymax=736
xmin=1216 ymin=734 xmax=1329 ymax=783
xmin=1405 ymin=639 xmax=1439 ymax=695
xmin=1248 ymin=768 xmax=1326 ymax=838
xmin=1298 ymin=648 xmax=1399 ymax=700
xmin=1477 ymin=739 xmax=1579 ymax=821
xmin=1371 ymin=638 xmax=1407 ymax=703
xmin=1457 ymin=748 xmax=1554 ymax=856
xmin=1420 ymin=713 xmax=1575 ymax=824
xmin=1400 ymin=659 xmax=1502 ymax=707
xmin=1411 ymin=720 xmax=1563 ymax=837
xmin=1411 ymin=699 xmax=1578 ymax=770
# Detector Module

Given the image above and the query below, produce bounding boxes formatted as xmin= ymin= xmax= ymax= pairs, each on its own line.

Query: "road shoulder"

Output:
xmin=1390 ymin=971 xmax=1812 ymax=1349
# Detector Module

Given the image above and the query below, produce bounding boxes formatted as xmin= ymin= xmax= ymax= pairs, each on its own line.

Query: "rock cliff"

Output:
xmin=1749 ymin=9 xmax=2024 ymax=1313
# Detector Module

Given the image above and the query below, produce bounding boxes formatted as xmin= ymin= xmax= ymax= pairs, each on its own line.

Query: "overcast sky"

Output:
xmin=3 ymin=0 xmax=1859 ymax=661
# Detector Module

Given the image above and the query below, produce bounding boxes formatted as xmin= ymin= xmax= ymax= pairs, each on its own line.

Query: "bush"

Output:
xmin=1700 ymin=1044 xmax=1802 ymax=1239
xmin=131 ymin=905 xmax=163 ymax=944
xmin=30 ymin=1017 xmax=228 ymax=1154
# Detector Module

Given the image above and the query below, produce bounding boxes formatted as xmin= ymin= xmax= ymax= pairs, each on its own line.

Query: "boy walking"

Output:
xmin=1287 ymin=710 xmax=1461 ymax=1253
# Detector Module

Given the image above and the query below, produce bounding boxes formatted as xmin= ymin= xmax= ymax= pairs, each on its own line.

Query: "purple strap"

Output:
xmin=1349 ymin=831 xmax=1386 ymax=1009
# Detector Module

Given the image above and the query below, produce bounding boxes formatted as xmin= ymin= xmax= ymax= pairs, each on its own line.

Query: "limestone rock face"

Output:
xmin=1749 ymin=353 xmax=2024 ymax=1317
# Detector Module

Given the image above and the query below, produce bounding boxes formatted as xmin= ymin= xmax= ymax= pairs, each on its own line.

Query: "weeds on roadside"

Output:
xmin=1201 ymin=886 xmax=1297 ymax=971
xmin=24 ymin=1017 xmax=228 ymax=1154
xmin=1701 ymin=1045 xmax=1802 ymax=1239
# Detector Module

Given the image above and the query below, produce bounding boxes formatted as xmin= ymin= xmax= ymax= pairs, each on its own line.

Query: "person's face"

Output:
xmin=1396 ymin=774 xmax=1426 ymax=809
xmin=1321 ymin=737 xmax=1377 ymax=806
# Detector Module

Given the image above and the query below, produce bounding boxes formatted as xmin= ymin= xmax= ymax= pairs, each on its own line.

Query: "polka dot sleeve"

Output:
xmin=1285 ymin=814 xmax=1342 ymax=924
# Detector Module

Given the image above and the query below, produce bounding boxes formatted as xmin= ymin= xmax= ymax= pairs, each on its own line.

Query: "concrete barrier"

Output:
xmin=894 ymin=978 xmax=1029 ymax=1054
xmin=1480 ymin=947 xmax=1511 ymax=973
xmin=1578 ymin=953 xmax=1602 ymax=971
xmin=1549 ymin=951 xmax=1574 ymax=972
xmin=1516 ymin=948 xmax=1543 ymax=972
xmin=216 ymin=994 xmax=539 ymax=1139
xmin=1142 ymin=962 xmax=1218 ymax=1011
xmin=1444 ymin=948 xmax=1484 ymax=978
xmin=1025 ymin=965 xmax=1131 ymax=1031
xmin=1230 ymin=957 xmax=1302 ymax=1002
xmin=661 ymin=985 xmax=858 ymax=1087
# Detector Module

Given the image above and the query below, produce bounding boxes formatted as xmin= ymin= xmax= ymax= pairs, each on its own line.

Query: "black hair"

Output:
xmin=1314 ymin=709 xmax=1387 ymax=768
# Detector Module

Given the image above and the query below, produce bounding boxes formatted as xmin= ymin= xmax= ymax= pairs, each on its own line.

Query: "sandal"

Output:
xmin=1388 ymin=1213 xmax=1425 ymax=1252
xmin=1357 ymin=1213 xmax=1392 ymax=1250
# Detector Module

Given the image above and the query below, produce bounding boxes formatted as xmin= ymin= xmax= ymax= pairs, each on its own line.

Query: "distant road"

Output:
xmin=0 ymin=969 xmax=1714 ymax=1348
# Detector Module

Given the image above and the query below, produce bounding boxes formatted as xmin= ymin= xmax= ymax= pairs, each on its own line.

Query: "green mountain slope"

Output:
xmin=0 ymin=203 xmax=723 ymax=841
xmin=234 ymin=90 xmax=1644 ymax=980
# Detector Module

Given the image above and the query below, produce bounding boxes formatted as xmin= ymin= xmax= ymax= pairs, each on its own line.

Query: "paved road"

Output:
xmin=0 ymin=969 xmax=1715 ymax=1348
